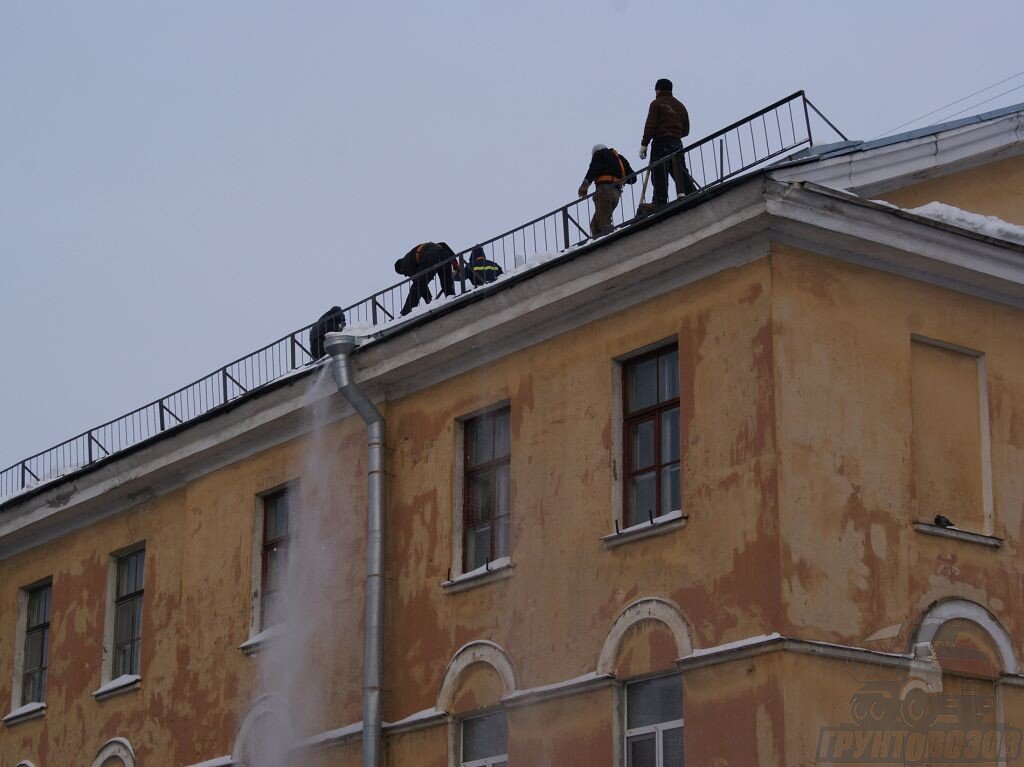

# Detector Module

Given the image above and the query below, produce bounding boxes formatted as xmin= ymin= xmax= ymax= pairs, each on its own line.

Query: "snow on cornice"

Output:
xmin=899 ymin=202 xmax=1024 ymax=246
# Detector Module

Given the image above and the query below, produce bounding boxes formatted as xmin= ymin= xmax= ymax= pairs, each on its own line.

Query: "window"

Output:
xmin=623 ymin=346 xmax=680 ymax=527
xmin=625 ymin=675 xmax=683 ymax=767
xmin=21 ymin=583 xmax=51 ymax=705
xmin=90 ymin=738 xmax=136 ymax=767
xmin=460 ymin=711 xmax=508 ymax=767
xmin=113 ymin=549 xmax=144 ymax=677
xmin=261 ymin=489 xmax=291 ymax=629
xmin=462 ymin=408 xmax=511 ymax=572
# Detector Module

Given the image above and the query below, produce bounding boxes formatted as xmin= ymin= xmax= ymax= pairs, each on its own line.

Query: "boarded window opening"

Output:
xmin=910 ymin=338 xmax=990 ymax=533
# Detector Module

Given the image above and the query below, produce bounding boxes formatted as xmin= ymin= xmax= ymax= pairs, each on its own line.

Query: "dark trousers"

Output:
xmin=651 ymin=136 xmax=698 ymax=205
xmin=401 ymin=264 xmax=456 ymax=316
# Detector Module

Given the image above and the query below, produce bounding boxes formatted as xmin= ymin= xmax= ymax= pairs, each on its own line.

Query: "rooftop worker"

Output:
xmin=394 ymin=242 xmax=458 ymax=316
xmin=465 ymin=245 xmax=504 ymax=286
xmin=639 ymin=78 xmax=698 ymax=206
xmin=308 ymin=305 xmax=346 ymax=361
xmin=578 ymin=144 xmax=636 ymax=238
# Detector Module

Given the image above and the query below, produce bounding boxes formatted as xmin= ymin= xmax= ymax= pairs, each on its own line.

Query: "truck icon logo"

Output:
xmin=816 ymin=618 xmax=1022 ymax=764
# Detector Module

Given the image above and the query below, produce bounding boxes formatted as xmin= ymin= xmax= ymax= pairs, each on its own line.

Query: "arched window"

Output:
xmin=438 ymin=641 xmax=517 ymax=767
xmin=232 ymin=694 xmax=293 ymax=767
xmin=91 ymin=739 xmax=136 ymax=767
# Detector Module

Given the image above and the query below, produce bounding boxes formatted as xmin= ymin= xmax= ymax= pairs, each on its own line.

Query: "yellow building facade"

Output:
xmin=3 ymin=105 xmax=1024 ymax=767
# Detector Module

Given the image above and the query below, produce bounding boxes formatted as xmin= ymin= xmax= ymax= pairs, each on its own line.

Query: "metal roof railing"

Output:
xmin=0 ymin=91 xmax=841 ymax=505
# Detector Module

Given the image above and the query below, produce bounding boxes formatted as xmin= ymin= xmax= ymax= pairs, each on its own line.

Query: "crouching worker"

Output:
xmin=578 ymin=144 xmax=636 ymax=238
xmin=465 ymin=245 xmax=503 ymax=286
xmin=308 ymin=305 xmax=346 ymax=361
xmin=395 ymin=242 xmax=458 ymax=316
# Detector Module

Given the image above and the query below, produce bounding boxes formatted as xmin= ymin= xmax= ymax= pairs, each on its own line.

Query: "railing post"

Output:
xmin=561 ymin=207 xmax=570 ymax=250
xmin=20 ymin=461 xmax=26 ymax=490
xmin=290 ymin=335 xmax=297 ymax=370
xmin=87 ymin=431 xmax=93 ymax=464
xmin=718 ymin=139 xmax=725 ymax=182
xmin=803 ymin=93 xmax=813 ymax=146
xmin=372 ymin=298 xmax=378 ymax=326
xmin=221 ymin=368 xmax=229 ymax=404
xmin=158 ymin=401 xmax=166 ymax=431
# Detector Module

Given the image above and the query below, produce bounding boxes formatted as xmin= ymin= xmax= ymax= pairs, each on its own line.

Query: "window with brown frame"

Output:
xmin=261 ymin=489 xmax=291 ymax=629
xmin=22 ymin=581 xmax=52 ymax=705
xmin=623 ymin=346 xmax=681 ymax=527
xmin=463 ymin=407 xmax=511 ymax=572
xmin=113 ymin=549 xmax=144 ymax=677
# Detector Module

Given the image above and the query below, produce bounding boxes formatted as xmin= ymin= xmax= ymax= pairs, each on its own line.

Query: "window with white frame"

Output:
xmin=625 ymin=674 xmax=683 ymax=766
xmin=460 ymin=710 xmax=508 ymax=767
xmin=21 ymin=581 xmax=52 ymax=705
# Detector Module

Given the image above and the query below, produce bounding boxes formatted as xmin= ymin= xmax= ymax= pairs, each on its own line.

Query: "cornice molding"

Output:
xmin=4 ymin=176 xmax=1023 ymax=556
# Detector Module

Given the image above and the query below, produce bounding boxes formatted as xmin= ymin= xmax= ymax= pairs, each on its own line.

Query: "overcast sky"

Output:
xmin=2 ymin=0 xmax=1023 ymax=470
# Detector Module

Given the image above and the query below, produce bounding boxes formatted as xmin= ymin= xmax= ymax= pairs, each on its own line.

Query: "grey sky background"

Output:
xmin=2 ymin=0 xmax=1022 ymax=469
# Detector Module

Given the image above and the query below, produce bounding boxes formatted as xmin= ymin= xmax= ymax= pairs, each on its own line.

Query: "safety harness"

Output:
xmin=595 ymin=150 xmax=627 ymax=186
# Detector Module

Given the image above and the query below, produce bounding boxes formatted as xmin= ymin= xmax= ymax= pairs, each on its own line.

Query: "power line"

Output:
xmin=872 ymin=68 xmax=1024 ymax=140
xmin=940 ymin=82 xmax=1024 ymax=122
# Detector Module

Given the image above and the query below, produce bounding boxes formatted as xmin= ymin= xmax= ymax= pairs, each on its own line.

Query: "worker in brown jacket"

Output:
xmin=639 ymin=78 xmax=698 ymax=206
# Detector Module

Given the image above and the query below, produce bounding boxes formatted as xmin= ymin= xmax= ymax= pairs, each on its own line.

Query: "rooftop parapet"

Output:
xmin=0 ymin=91 xmax=838 ymax=506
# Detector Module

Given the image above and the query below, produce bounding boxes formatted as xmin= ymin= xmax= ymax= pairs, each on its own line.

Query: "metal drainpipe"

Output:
xmin=324 ymin=332 xmax=385 ymax=767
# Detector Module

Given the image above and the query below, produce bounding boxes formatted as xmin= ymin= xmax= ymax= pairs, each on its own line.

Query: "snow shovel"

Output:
xmin=634 ymin=168 xmax=656 ymax=220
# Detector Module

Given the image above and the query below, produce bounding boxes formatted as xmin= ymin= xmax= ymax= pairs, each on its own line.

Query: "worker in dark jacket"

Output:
xmin=394 ymin=242 xmax=458 ymax=316
xmin=639 ymin=78 xmax=698 ymax=206
xmin=308 ymin=305 xmax=346 ymax=360
xmin=578 ymin=144 xmax=636 ymax=238
xmin=465 ymin=245 xmax=503 ymax=285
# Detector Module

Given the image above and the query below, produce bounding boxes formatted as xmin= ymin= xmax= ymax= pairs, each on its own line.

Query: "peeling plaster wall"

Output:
xmin=1 ymin=257 xmax=781 ymax=765
xmin=875 ymin=154 xmax=1024 ymax=225
xmin=4 ymin=192 xmax=1024 ymax=766
xmin=384 ymin=256 xmax=781 ymax=721
xmin=772 ymin=244 xmax=1024 ymax=646
xmin=0 ymin=413 xmax=370 ymax=767
xmin=509 ymin=688 xmax=617 ymax=766
xmin=779 ymin=652 xmax=866 ymax=764
xmin=386 ymin=725 xmax=448 ymax=767
xmin=682 ymin=653 xmax=787 ymax=766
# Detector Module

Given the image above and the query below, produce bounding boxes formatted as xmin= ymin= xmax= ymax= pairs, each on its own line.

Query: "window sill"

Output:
xmin=3 ymin=701 xmax=46 ymax=726
xmin=239 ymin=623 xmax=287 ymax=656
xmin=92 ymin=674 xmax=141 ymax=701
xmin=442 ymin=557 xmax=513 ymax=594
xmin=602 ymin=510 xmax=687 ymax=548
xmin=913 ymin=522 xmax=1002 ymax=548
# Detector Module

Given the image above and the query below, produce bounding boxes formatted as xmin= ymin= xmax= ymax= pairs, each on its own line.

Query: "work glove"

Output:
xmin=578 ymin=183 xmax=589 ymax=198
xmin=639 ymin=145 xmax=648 ymax=160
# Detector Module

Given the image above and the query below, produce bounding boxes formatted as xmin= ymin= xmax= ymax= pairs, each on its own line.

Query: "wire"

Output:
xmin=872 ymin=68 xmax=1024 ymax=139
xmin=939 ymin=82 xmax=1024 ymax=122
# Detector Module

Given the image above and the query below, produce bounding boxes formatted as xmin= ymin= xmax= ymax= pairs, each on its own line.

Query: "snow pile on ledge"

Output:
xmin=875 ymin=200 xmax=1024 ymax=245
